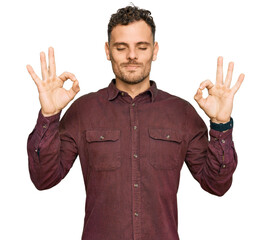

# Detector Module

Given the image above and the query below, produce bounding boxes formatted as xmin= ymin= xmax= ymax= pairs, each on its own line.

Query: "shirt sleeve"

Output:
xmin=184 ymin=103 xmax=237 ymax=196
xmin=27 ymin=105 xmax=79 ymax=190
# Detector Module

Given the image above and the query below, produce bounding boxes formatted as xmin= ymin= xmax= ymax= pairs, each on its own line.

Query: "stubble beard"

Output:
xmin=112 ymin=59 xmax=152 ymax=85
xmin=117 ymin=70 xmax=150 ymax=85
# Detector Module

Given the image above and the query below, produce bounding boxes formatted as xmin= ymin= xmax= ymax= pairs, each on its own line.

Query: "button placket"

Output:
xmin=129 ymin=103 xmax=141 ymax=239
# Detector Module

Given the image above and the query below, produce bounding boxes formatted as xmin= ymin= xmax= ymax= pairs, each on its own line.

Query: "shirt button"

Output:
xmin=134 ymin=183 xmax=139 ymax=188
xmin=166 ymin=135 xmax=170 ymax=139
xmin=121 ymin=92 xmax=125 ymax=96
xmin=133 ymin=154 xmax=138 ymax=158
xmin=42 ymin=125 xmax=47 ymax=129
xmin=221 ymin=139 xmax=225 ymax=143
xmin=100 ymin=136 xmax=104 ymax=140
xmin=133 ymin=126 xmax=137 ymax=130
xmin=222 ymin=164 xmax=226 ymax=168
xmin=134 ymin=212 xmax=139 ymax=217
xmin=132 ymin=103 xmax=135 ymax=107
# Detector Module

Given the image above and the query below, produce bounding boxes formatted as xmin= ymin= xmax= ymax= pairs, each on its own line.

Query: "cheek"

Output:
xmin=112 ymin=55 xmax=127 ymax=69
xmin=142 ymin=52 xmax=154 ymax=66
xmin=110 ymin=54 xmax=120 ymax=66
xmin=111 ymin=50 xmax=126 ymax=60
xmin=110 ymin=54 xmax=124 ymax=75
xmin=142 ymin=49 xmax=153 ymax=60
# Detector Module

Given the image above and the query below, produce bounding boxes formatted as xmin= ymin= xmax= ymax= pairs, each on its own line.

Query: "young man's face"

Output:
xmin=105 ymin=20 xmax=159 ymax=85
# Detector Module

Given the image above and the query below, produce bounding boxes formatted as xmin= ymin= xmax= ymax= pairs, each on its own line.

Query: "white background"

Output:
xmin=0 ymin=0 xmax=270 ymax=239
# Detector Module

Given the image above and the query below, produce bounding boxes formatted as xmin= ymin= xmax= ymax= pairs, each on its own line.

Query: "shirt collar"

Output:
xmin=107 ymin=79 xmax=158 ymax=102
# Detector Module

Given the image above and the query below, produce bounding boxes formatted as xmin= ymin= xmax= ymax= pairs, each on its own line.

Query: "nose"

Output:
xmin=127 ymin=48 xmax=137 ymax=60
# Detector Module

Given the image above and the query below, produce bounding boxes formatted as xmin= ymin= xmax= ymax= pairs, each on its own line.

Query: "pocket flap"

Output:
xmin=149 ymin=128 xmax=182 ymax=143
xmin=86 ymin=130 xmax=120 ymax=143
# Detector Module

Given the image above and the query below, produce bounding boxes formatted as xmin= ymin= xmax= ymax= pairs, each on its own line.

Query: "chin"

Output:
xmin=120 ymin=77 xmax=145 ymax=85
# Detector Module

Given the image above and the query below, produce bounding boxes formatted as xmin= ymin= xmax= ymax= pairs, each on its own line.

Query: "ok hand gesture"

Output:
xmin=194 ymin=57 xmax=245 ymax=123
xmin=26 ymin=47 xmax=80 ymax=117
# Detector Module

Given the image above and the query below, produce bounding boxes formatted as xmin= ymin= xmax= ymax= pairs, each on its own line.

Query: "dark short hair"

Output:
xmin=107 ymin=5 xmax=156 ymax=43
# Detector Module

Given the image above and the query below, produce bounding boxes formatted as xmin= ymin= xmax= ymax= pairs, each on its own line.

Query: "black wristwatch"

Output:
xmin=210 ymin=117 xmax=233 ymax=132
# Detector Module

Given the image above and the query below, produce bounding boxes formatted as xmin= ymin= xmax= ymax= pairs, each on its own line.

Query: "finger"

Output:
xmin=48 ymin=47 xmax=56 ymax=77
xmin=40 ymin=51 xmax=48 ymax=80
xmin=59 ymin=72 xmax=77 ymax=82
xmin=199 ymin=79 xmax=214 ymax=91
xmin=232 ymin=73 xmax=245 ymax=94
xmin=68 ymin=80 xmax=80 ymax=100
xmin=216 ymin=56 xmax=223 ymax=85
xmin=26 ymin=64 xmax=41 ymax=86
xmin=225 ymin=62 xmax=234 ymax=88
xmin=194 ymin=88 xmax=205 ymax=108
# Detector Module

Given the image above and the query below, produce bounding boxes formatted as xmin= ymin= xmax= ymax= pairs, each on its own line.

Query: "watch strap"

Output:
xmin=210 ymin=117 xmax=233 ymax=132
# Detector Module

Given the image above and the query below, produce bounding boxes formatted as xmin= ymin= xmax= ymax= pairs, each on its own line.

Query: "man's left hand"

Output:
xmin=194 ymin=56 xmax=245 ymax=124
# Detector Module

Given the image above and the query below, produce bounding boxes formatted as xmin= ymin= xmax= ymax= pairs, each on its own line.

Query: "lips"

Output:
xmin=123 ymin=65 xmax=140 ymax=70
xmin=121 ymin=61 xmax=142 ymax=67
xmin=125 ymin=65 xmax=139 ymax=67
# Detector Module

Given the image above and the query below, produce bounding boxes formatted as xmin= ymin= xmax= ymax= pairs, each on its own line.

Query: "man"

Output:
xmin=27 ymin=5 xmax=244 ymax=240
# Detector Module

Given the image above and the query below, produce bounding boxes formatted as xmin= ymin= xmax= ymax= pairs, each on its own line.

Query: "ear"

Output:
xmin=105 ymin=42 xmax=111 ymax=61
xmin=152 ymin=42 xmax=159 ymax=61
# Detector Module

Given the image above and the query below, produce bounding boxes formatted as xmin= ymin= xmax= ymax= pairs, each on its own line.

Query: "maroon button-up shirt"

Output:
xmin=27 ymin=80 xmax=237 ymax=240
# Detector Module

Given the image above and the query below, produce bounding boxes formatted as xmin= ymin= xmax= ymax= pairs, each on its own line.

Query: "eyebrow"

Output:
xmin=136 ymin=42 xmax=151 ymax=46
xmin=112 ymin=42 xmax=151 ymax=47
xmin=112 ymin=42 xmax=129 ymax=47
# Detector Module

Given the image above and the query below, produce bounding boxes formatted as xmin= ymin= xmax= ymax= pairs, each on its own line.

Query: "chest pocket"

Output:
xmin=86 ymin=129 xmax=121 ymax=171
xmin=149 ymin=128 xmax=182 ymax=170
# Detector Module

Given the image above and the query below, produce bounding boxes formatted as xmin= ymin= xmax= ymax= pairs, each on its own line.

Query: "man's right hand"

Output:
xmin=26 ymin=47 xmax=80 ymax=117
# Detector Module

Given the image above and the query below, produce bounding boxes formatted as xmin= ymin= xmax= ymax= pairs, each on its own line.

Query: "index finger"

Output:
xmin=58 ymin=72 xmax=77 ymax=82
xmin=216 ymin=56 xmax=223 ymax=85
xmin=48 ymin=47 xmax=56 ymax=77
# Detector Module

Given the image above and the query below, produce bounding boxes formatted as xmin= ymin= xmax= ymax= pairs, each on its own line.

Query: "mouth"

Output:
xmin=123 ymin=65 xmax=140 ymax=71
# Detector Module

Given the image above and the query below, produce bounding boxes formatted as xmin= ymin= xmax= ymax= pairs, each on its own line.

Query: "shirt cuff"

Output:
xmin=35 ymin=109 xmax=62 ymax=138
xmin=209 ymin=128 xmax=233 ymax=151
xmin=209 ymin=128 xmax=235 ymax=172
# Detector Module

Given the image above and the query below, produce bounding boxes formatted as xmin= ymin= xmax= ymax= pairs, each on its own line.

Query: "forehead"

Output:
xmin=110 ymin=20 xmax=153 ymax=44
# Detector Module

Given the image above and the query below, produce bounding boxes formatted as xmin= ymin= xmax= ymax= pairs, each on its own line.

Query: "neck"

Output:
xmin=115 ymin=78 xmax=151 ymax=99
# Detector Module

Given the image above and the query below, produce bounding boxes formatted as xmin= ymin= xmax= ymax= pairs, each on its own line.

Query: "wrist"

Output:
xmin=210 ymin=117 xmax=231 ymax=124
xmin=41 ymin=109 xmax=61 ymax=117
